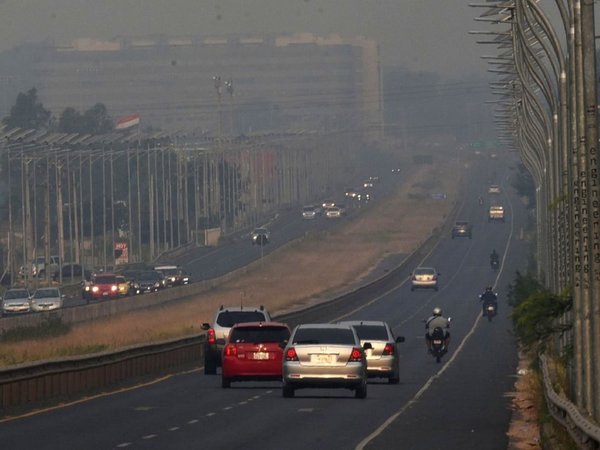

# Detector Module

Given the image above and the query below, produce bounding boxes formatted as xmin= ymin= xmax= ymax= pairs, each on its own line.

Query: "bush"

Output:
xmin=0 ymin=316 xmax=71 ymax=343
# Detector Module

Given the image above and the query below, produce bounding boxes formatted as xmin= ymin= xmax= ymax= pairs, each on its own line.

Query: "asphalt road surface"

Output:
xmin=0 ymin=154 xmax=527 ymax=450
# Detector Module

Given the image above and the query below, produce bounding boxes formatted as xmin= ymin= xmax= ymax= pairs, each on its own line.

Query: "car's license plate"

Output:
xmin=252 ymin=352 xmax=269 ymax=360
xmin=433 ymin=340 xmax=442 ymax=345
xmin=311 ymin=354 xmax=335 ymax=364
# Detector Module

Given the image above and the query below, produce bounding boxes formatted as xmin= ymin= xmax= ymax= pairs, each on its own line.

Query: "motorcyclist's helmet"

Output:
xmin=432 ymin=307 xmax=442 ymax=316
xmin=485 ymin=286 xmax=493 ymax=292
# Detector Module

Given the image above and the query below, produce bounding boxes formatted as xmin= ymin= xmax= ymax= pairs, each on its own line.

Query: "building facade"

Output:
xmin=0 ymin=33 xmax=382 ymax=137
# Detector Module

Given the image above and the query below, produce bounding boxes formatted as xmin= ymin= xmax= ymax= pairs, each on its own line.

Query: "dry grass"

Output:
xmin=0 ymin=161 xmax=460 ymax=366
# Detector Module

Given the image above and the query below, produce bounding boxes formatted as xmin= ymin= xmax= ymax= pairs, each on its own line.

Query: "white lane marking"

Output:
xmin=134 ymin=406 xmax=154 ymax=411
xmin=142 ymin=434 xmax=157 ymax=440
xmin=298 ymin=408 xmax=315 ymax=413
xmin=206 ymin=412 xmax=216 ymax=417
xmin=116 ymin=444 xmax=132 ymax=448
xmin=168 ymin=427 xmax=180 ymax=431
xmin=223 ymin=406 xmax=233 ymax=411
xmin=265 ymin=391 xmax=273 ymax=394
xmin=356 ymin=313 xmax=483 ymax=450
xmin=356 ymin=177 xmax=517 ymax=450
xmin=239 ymin=401 xmax=248 ymax=405
xmin=187 ymin=419 xmax=199 ymax=424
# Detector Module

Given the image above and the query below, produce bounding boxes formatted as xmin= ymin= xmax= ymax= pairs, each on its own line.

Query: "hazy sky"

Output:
xmin=0 ymin=0 xmax=494 ymax=79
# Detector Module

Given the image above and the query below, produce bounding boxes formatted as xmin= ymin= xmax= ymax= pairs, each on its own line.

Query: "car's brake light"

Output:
xmin=207 ymin=328 xmax=216 ymax=344
xmin=285 ymin=347 xmax=299 ymax=361
xmin=349 ymin=348 xmax=363 ymax=362
xmin=382 ymin=343 xmax=395 ymax=356
xmin=224 ymin=344 xmax=237 ymax=357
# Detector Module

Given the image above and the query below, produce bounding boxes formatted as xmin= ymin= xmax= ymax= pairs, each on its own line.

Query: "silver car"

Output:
xmin=30 ymin=287 xmax=64 ymax=312
xmin=1 ymin=288 xmax=31 ymax=314
xmin=282 ymin=323 xmax=369 ymax=398
xmin=411 ymin=267 xmax=440 ymax=291
xmin=338 ymin=320 xmax=405 ymax=384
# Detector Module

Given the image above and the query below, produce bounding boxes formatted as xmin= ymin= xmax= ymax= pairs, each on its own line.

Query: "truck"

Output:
xmin=488 ymin=205 xmax=505 ymax=222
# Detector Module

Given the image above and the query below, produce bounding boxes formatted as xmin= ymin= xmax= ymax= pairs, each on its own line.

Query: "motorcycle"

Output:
xmin=483 ymin=302 xmax=497 ymax=322
xmin=429 ymin=327 xmax=448 ymax=363
xmin=490 ymin=258 xmax=499 ymax=270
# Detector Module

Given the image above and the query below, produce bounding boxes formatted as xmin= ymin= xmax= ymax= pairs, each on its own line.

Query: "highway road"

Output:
xmin=0 ymin=154 xmax=528 ymax=449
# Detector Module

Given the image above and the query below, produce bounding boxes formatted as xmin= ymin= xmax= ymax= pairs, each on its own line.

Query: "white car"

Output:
xmin=325 ymin=206 xmax=342 ymax=218
xmin=302 ymin=205 xmax=317 ymax=219
xmin=282 ymin=323 xmax=369 ymax=398
xmin=411 ymin=267 xmax=440 ymax=291
xmin=30 ymin=287 xmax=64 ymax=312
xmin=2 ymin=288 xmax=31 ymax=314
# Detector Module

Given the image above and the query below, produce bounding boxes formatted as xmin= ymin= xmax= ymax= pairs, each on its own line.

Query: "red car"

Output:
xmin=88 ymin=273 xmax=120 ymax=300
xmin=221 ymin=322 xmax=291 ymax=388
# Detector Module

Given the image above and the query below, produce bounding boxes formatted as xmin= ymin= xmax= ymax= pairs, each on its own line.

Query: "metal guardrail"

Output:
xmin=0 ymin=186 xmax=464 ymax=416
xmin=0 ymin=335 xmax=204 ymax=413
xmin=540 ymin=354 xmax=600 ymax=449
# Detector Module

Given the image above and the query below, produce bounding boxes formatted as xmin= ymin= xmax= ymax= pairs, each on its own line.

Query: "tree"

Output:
xmin=58 ymin=103 xmax=113 ymax=134
xmin=58 ymin=107 xmax=85 ymax=133
xmin=2 ymin=88 xmax=51 ymax=130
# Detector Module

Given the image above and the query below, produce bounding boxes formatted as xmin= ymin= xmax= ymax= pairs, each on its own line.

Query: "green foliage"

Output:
xmin=512 ymin=292 xmax=571 ymax=353
xmin=58 ymin=103 xmax=113 ymax=134
xmin=0 ymin=316 xmax=71 ymax=343
xmin=2 ymin=87 xmax=51 ymax=129
xmin=506 ymin=270 xmax=544 ymax=307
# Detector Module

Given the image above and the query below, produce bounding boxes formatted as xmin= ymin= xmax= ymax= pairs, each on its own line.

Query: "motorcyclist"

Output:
xmin=425 ymin=307 xmax=451 ymax=352
xmin=490 ymin=249 xmax=499 ymax=264
xmin=478 ymin=196 xmax=484 ymax=205
xmin=479 ymin=286 xmax=498 ymax=314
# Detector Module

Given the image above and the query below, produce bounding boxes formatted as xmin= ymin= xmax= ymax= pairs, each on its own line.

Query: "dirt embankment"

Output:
xmin=0 ymin=161 xmax=460 ymax=366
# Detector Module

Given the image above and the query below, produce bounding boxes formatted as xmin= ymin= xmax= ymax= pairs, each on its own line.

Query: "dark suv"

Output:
xmin=451 ymin=221 xmax=472 ymax=239
xmin=201 ymin=305 xmax=272 ymax=375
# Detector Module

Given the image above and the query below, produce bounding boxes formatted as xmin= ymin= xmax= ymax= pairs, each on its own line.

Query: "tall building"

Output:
xmin=0 ymin=33 xmax=382 ymax=137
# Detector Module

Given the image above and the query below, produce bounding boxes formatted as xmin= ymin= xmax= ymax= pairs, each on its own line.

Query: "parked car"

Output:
xmin=411 ymin=267 xmax=440 ymax=291
xmin=53 ymin=263 xmax=92 ymax=282
xmin=201 ymin=305 xmax=272 ymax=375
xmin=221 ymin=321 xmax=291 ymax=388
xmin=338 ymin=320 xmax=405 ymax=384
xmin=251 ymin=227 xmax=270 ymax=245
xmin=451 ymin=221 xmax=472 ymax=239
xmin=153 ymin=265 xmax=190 ymax=286
xmin=282 ymin=323 xmax=370 ymax=398
xmin=30 ymin=287 xmax=64 ymax=312
xmin=20 ymin=255 xmax=61 ymax=278
xmin=1 ymin=288 xmax=31 ymax=315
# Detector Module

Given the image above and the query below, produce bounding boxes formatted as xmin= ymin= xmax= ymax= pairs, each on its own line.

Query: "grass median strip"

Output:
xmin=0 ymin=161 xmax=460 ymax=368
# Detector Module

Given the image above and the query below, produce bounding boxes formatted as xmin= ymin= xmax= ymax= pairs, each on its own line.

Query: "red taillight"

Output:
xmin=207 ymin=328 xmax=216 ymax=344
xmin=285 ymin=347 xmax=299 ymax=361
xmin=382 ymin=343 xmax=395 ymax=356
xmin=224 ymin=344 xmax=237 ymax=357
xmin=349 ymin=348 xmax=363 ymax=362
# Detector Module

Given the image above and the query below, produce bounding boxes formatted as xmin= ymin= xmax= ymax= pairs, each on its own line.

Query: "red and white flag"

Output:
xmin=115 ymin=113 xmax=140 ymax=130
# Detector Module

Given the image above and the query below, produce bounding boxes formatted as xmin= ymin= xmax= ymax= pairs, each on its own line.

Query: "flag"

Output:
xmin=115 ymin=113 xmax=140 ymax=130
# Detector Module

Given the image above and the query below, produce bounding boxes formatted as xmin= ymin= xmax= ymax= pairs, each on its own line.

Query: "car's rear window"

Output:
xmin=292 ymin=328 xmax=356 ymax=345
xmin=415 ymin=268 xmax=435 ymax=275
xmin=216 ymin=311 xmax=268 ymax=327
xmin=351 ymin=325 xmax=389 ymax=341
xmin=34 ymin=289 xmax=59 ymax=298
xmin=230 ymin=326 xmax=290 ymax=343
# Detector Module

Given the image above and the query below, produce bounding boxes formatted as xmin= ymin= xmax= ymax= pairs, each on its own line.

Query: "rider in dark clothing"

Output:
xmin=490 ymin=249 xmax=499 ymax=263
xmin=480 ymin=286 xmax=498 ymax=314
